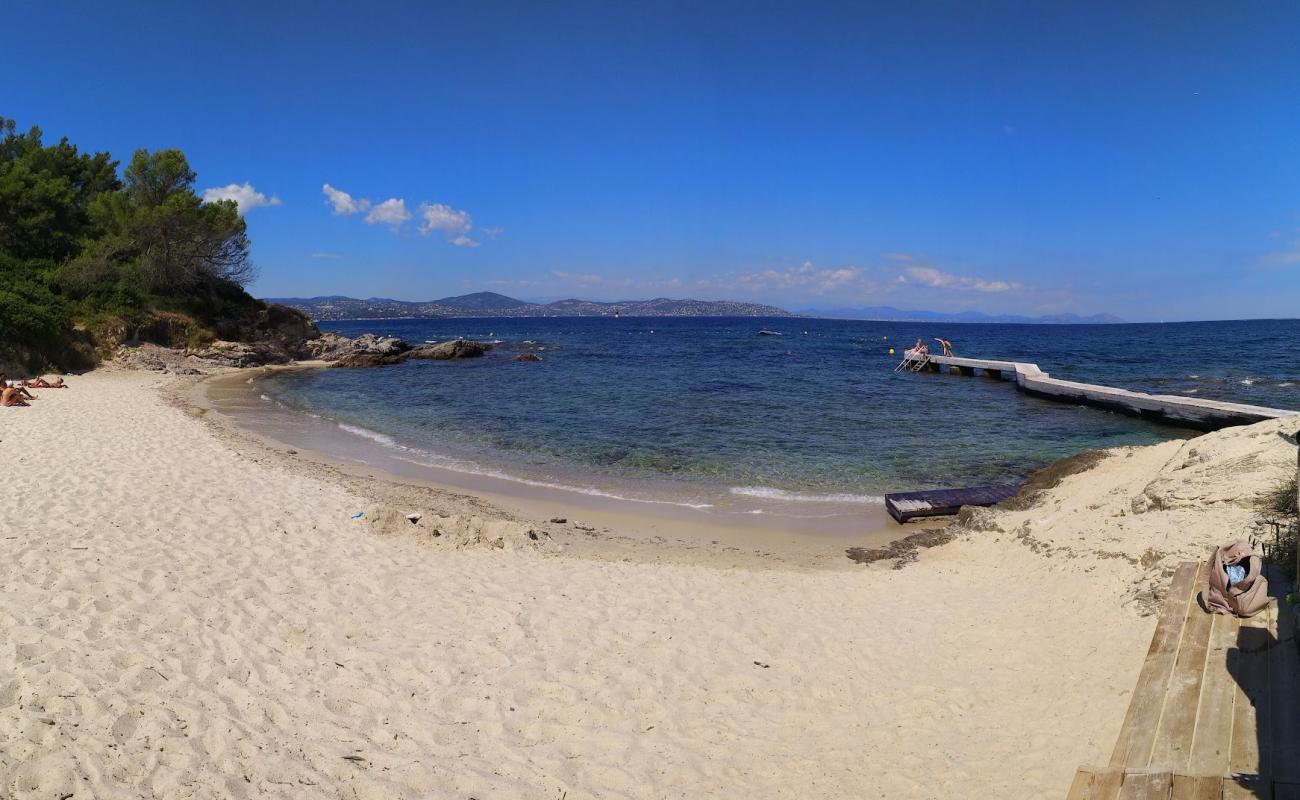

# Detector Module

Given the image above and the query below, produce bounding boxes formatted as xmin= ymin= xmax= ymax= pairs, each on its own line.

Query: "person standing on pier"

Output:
xmin=935 ymin=337 xmax=953 ymax=356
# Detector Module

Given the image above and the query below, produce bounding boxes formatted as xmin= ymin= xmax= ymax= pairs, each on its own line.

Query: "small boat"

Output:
xmin=758 ymin=329 xmax=783 ymax=336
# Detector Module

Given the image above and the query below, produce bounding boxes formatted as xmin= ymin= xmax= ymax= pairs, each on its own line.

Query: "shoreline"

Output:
xmin=189 ymin=365 xmax=931 ymax=570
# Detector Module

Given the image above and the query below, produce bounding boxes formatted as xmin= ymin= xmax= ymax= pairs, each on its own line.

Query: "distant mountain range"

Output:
xmin=800 ymin=305 xmax=1126 ymax=324
xmin=266 ymin=292 xmax=794 ymax=321
xmin=266 ymin=292 xmax=1124 ymax=324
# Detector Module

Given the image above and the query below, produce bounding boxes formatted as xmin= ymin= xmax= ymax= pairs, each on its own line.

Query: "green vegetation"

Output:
xmin=0 ymin=116 xmax=266 ymax=371
xmin=1257 ymin=473 xmax=1298 ymax=580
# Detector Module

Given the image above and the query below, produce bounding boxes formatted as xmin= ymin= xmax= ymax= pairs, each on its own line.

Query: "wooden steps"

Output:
xmin=882 ymin=484 xmax=1019 ymax=522
xmin=1067 ymin=561 xmax=1300 ymax=799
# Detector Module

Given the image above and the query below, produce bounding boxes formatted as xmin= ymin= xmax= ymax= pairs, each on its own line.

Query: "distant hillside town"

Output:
xmin=265 ymin=292 xmax=795 ymax=321
xmin=266 ymin=291 xmax=1125 ymax=324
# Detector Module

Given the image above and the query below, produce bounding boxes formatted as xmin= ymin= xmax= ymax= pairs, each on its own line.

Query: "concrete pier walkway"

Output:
xmin=902 ymin=354 xmax=1298 ymax=431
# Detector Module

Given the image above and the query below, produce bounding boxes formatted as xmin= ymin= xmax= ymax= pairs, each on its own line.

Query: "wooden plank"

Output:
xmin=1150 ymin=590 xmax=1215 ymax=770
xmin=1117 ymin=771 xmax=1173 ymax=800
xmin=1169 ymin=774 xmax=1222 ymax=800
xmin=1068 ymin=770 xmax=1098 ymax=800
xmin=1069 ymin=769 xmax=1127 ymax=800
xmin=884 ymin=484 xmax=1020 ymax=521
xmin=1111 ymin=563 xmax=1202 ymax=767
xmin=1091 ymin=770 xmax=1127 ymax=800
xmin=1188 ymin=612 xmax=1241 ymax=775
xmin=1229 ymin=608 xmax=1272 ymax=780
xmin=1269 ymin=601 xmax=1300 ymax=783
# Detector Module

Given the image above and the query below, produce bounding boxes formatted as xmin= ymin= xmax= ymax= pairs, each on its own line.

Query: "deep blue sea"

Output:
xmin=256 ymin=317 xmax=1299 ymax=512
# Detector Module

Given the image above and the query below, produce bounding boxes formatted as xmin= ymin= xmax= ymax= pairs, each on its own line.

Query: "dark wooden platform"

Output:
xmin=883 ymin=484 xmax=1019 ymax=523
xmin=1067 ymin=561 xmax=1300 ymax=799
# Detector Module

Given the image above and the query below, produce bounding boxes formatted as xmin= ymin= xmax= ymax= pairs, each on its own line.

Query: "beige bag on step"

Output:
xmin=1204 ymin=539 xmax=1269 ymax=618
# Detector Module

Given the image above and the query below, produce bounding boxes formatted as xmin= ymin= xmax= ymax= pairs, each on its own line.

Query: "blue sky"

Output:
xmin=5 ymin=1 xmax=1300 ymax=321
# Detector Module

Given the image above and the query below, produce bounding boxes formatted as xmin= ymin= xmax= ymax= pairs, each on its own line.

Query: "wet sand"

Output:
xmin=195 ymin=365 xmax=917 ymax=568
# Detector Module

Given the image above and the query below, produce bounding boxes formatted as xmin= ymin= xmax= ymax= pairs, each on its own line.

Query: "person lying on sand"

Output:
xmin=1 ymin=386 xmax=34 ymax=406
xmin=21 ymin=376 xmax=65 ymax=388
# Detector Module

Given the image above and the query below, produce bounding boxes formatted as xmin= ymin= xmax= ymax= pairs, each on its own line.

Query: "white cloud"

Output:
xmin=202 ymin=182 xmax=281 ymax=214
xmin=324 ymin=184 xmax=492 ymax=245
xmin=720 ymin=261 xmax=865 ymax=294
xmin=365 ymin=198 xmax=412 ymax=228
xmin=418 ymin=202 xmax=477 ymax=246
xmin=322 ymin=183 xmax=370 ymax=215
xmin=901 ymin=265 xmax=1020 ymax=293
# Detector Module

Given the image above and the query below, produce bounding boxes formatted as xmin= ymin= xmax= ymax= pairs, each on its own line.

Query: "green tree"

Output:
xmin=0 ymin=116 xmax=119 ymax=263
xmin=86 ymin=148 xmax=254 ymax=293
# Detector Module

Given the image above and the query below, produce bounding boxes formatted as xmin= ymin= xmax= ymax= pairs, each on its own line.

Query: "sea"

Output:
xmin=249 ymin=317 xmax=1299 ymax=528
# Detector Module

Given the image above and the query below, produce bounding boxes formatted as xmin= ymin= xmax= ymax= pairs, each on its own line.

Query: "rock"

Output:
xmin=406 ymin=513 xmax=422 ymax=524
xmin=304 ymin=331 xmax=356 ymax=361
xmin=514 ymin=353 xmax=542 ymax=362
xmin=408 ymin=339 xmax=492 ymax=360
xmin=326 ymin=334 xmax=419 ymax=368
xmin=332 ymin=351 xmax=410 ymax=368
xmin=192 ymin=340 xmax=271 ymax=367
xmin=549 ymin=517 xmax=567 ymax=524
xmin=352 ymin=334 xmax=411 ymax=357
xmin=216 ymin=303 xmax=323 ymax=362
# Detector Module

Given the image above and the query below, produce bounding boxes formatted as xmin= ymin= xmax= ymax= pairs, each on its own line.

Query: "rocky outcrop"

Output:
xmin=303 ymin=331 xmax=355 ymax=361
xmin=216 ymin=304 xmax=323 ymax=362
xmin=407 ymin=339 xmax=492 ymax=360
xmin=328 ymin=335 xmax=414 ymax=368
xmin=514 ymin=353 xmax=542 ymax=362
xmin=322 ymin=337 xmax=493 ymax=367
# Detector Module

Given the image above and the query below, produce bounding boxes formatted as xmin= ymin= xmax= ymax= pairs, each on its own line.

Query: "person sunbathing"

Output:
xmin=21 ymin=376 xmax=65 ymax=388
xmin=1 ymin=386 xmax=34 ymax=406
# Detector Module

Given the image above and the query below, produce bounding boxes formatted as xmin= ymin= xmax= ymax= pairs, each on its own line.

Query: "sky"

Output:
xmin=4 ymin=1 xmax=1300 ymax=322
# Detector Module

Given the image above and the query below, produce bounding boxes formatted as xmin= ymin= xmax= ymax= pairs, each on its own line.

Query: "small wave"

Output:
xmin=1281 ymin=382 xmax=1295 ymax=388
xmin=337 ymin=422 xmax=400 ymax=447
xmin=730 ymin=486 xmax=885 ymax=505
xmin=334 ymin=422 xmax=715 ymax=510
xmin=1241 ymin=379 xmax=1255 ymax=385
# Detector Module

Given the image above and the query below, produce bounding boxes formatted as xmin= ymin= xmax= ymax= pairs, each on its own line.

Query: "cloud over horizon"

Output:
xmin=322 ymin=183 xmax=485 ymax=246
xmin=202 ymin=182 xmax=281 ymax=214
xmin=899 ymin=265 xmax=1020 ymax=293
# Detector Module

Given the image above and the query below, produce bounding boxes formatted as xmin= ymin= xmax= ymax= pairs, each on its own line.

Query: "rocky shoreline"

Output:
xmin=111 ymin=317 xmax=496 ymax=375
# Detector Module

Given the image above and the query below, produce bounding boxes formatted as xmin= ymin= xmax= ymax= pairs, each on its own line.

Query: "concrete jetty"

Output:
xmin=902 ymin=354 xmax=1298 ymax=431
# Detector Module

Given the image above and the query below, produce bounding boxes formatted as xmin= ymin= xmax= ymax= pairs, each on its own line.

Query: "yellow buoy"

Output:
xmin=889 ymin=348 xmax=895 ymax=355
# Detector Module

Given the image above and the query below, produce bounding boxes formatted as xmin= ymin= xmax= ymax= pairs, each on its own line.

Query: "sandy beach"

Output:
xmin=1 ymin=368 xmax=1296 ymax=799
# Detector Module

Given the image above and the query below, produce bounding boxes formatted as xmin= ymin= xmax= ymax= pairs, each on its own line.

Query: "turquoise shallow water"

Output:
xmin=257 ymin=317 xmax=1299 ymax=508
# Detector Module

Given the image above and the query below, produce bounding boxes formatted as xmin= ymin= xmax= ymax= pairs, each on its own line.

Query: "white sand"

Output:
xmin=1 ymin=369 xmax=1295 ymax=799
